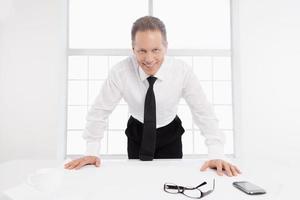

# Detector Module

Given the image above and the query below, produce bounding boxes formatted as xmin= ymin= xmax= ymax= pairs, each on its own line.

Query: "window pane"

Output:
xmin=109 ymin=105 xmax=129 ymax=129
xmin=100 ymin=130 xmax=108 ymax=154
xmin=224 ymin=130 xmax=234 ymax=154
xmin=88 ymin=80 xmax=104 ymax=105
xmin=109 ymin=56 xmax=128 ymax=68
xmin=108 ymin=131 xmax=127 ymax=154
xmin=89 ymin=56 xmax=109 ymax=80
xmin=69 ymin=0 xmax=148 ymax=48
xmin=174 ymin=56 xmax=193 ymax=67
xmin=193 ymin=56 xmax=212 ymax=81
xmin=177 ymin=105 xmax=193 ymax=129
xmin=68 ymin=56 xmax=88 ymax=79
xmin=214 ymin=105 xmax=233 ymax=129
xmin=213 ymin=81 xmax=232 ymax=104
xmin=213 ymin=57 xmax=231 ymax=80
xmin=153 ymin=0 xmax=231 ymax=49
xmin=194 ymin=130 xmax=208 ymax=154
xmin=182 ymin=130 xmax=193 ymax=154
xmin=68 ymin=81 xmax=88 ymax=105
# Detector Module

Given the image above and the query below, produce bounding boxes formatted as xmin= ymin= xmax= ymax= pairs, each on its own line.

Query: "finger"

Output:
xmin=64 ymin=160 xmax=77 ymax=168
xmin=216 ymin=161 xmax=223 ymax=176
xmin=200 ymin=161 xmax=209 ymax=171
xmin=64 ymin=162 xmax=71 ymax=168
xmin=75 ymin=159 xmax=90 ymax=170
xmin=223 ymin=162 xmax=232 ymax=177
xmin=235 ymin=165 xmax=242 ymax=174
xmin=67 ymin=160 xmax=81 ymax=170
xmin=95 ymin=158 xmax=101 ymax=167
xmin=75 ymin=156 xmax=100 ymax=170
xmin=64 ymin=159 xmax=75 ymax=168
xmin=64 ymin=160 xmax=75 ymax=169
xmin=66 ymin=161 xmax=79 ymax=170
xmin=232 ymin=165 xmax=241 ymax=175
xmin=230 ymin=165 xmax=238 ymax=176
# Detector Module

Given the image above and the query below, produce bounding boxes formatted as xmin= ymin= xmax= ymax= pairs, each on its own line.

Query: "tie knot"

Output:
xmin=147 ymin=76 xmax=157 ymax=86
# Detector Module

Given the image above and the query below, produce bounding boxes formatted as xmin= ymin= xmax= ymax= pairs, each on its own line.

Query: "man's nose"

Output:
xmin=145 ymin=53 xmax=154 ymax=63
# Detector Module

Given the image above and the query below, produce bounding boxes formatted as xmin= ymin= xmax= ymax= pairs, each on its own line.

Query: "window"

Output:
xmin=67 ymin=0 xmax=234 ymax=157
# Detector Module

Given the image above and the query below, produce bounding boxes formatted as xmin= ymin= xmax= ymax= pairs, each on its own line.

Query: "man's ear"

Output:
xmin=164 ymin=41 xmax=168 ymax=49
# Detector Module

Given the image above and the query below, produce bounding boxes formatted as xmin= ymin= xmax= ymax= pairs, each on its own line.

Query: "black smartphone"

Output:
xmin=233 ymin=181 xmax=266 ymax=195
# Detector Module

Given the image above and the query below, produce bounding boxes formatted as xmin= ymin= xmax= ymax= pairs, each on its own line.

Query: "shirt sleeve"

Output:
xmin=182 ymin=66 xmax=226 ymax=160
xmin=82 ymin=67 xmax=123 ymax=157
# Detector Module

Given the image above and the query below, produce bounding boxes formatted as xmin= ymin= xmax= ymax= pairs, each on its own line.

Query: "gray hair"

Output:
xmin=131 ymin=16 xmax=167 ymax=47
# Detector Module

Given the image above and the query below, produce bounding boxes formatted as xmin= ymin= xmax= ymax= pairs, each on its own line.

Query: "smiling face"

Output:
xmin=132 ymin=30 xmax=167 ymax=76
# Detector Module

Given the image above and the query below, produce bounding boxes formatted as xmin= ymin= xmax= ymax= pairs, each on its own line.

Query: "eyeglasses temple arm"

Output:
xmin=195 ymin=181 xmax=207 ymax=189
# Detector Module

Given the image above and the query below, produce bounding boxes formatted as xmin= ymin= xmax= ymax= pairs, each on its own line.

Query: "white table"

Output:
xmin=0 ymin=158 xmax=297 ymax=200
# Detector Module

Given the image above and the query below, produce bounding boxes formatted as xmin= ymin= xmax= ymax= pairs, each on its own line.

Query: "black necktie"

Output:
xmin=139 ymin=76 xmax=157 ymax=161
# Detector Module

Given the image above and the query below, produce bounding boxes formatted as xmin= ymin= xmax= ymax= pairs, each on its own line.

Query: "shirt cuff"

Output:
xmin=85 ymin=141 xmax=101 ymax=158
xmin=207 ymin=143 xmax=226 ymax=160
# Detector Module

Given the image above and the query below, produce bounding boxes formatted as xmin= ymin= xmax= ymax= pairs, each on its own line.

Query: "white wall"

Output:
xmin=234 ymin=0 xmax=300 ymax=162
xmin=0 ymin=0 xmax=67 ymax=162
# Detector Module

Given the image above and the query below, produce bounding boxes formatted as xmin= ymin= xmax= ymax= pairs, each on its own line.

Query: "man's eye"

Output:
xmin=138 ymin=50 xmax=146 ymax=54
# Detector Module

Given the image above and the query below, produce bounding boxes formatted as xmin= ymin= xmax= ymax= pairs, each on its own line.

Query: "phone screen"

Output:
xmin=233 ymin=181 xmax=266 ymax=194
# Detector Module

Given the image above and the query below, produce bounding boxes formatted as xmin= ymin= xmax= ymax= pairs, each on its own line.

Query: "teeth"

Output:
xmin=144 ymin=64 xmax=154 ymax=68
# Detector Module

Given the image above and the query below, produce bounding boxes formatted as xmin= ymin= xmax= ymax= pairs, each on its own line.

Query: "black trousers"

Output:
xmin=125 ymin=115 xmax=185 ymax=159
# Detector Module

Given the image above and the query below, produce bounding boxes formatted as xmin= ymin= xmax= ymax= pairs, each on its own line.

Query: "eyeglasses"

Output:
xmin=163 ymin=179 xmax=215 ymax=199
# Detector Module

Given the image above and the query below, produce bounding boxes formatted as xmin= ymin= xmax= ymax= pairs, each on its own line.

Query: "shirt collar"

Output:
xmin=134 ymin=56 xmax=168 ymax=82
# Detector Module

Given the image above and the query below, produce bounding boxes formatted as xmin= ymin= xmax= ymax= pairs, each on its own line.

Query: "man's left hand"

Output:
xmin=200 ymin=159 xmax=241 ymax=177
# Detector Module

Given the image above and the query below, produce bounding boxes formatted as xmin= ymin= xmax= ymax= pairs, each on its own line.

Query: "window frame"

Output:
xmin=65 ymin=0 xmax=238 ymax=159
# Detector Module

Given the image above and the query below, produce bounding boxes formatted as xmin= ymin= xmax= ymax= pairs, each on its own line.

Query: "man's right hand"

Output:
xmin=64 ymin=156 xmax=101 ymax=170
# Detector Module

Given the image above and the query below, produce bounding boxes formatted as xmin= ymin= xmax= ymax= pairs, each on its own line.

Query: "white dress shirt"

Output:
xmin=83 ymin=55 xmax=225 ymax=159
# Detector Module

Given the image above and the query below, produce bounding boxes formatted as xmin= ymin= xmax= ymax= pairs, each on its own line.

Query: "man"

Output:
xmin=65 ymin=16 xmax=241 ymax=177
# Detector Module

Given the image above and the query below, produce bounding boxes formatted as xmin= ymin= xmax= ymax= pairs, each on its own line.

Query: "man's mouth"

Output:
xmin=143 ymin=63 xmax=156 ymax=68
